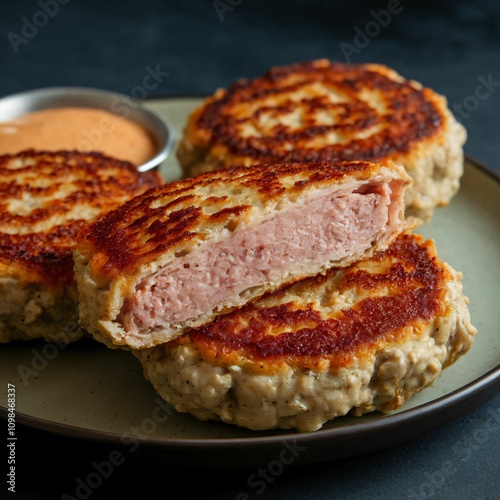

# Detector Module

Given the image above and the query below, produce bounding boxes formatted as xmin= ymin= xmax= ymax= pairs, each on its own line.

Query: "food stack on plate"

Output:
xmin=0 ymin=60 xmax=477 ymax=432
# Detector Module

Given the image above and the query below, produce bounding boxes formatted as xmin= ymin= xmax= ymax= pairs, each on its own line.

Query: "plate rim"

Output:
xmin=0 ymin=95 xmax=499 ymax=464
xmin=1 ymin=364 xmax=498 ymax=450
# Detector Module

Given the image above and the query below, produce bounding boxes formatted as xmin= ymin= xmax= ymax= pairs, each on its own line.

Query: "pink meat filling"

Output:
xmin=119 ymin=185 xmax=398 ymax=335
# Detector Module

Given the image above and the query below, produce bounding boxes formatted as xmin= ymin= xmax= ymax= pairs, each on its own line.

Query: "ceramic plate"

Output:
xmin=0 ymin=97 xmax=499 ymax=468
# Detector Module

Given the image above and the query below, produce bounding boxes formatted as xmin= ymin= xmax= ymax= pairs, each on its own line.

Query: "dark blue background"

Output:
xmin=1 ymin=1 xmax=499 ymax=499
xmin=1 ymin=0 xmax=499 ymax=172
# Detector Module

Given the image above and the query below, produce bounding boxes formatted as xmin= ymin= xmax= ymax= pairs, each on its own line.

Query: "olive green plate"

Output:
xmin=0 ymin=97 xmax=499 ymax=468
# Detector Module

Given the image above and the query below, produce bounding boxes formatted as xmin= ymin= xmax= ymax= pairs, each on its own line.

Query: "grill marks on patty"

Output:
xmin=0 ymin=150 xmax=162 ymax=286
xmin=81 ymin=160 xmax=402 ymax=279
xmin=195 ymin=60 xmax=444 ymax=163
xmin=177 ymin=60 xmax=467 ymax=223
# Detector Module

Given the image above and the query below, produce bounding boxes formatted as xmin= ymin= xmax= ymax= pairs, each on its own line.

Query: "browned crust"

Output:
xmin=79 ymin=160 xmax=404 ymax=279
xmin=183 ymin=59 xmax=446 ymax=166
xmin=170 ymin=234 xmax=450 ymax=371
xmin=0 ymin=150 xmax=162 ymax=286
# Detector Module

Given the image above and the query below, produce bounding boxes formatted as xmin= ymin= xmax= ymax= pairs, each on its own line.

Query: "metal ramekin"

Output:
xmin=0 ymin=86 xmax=176 ymax=172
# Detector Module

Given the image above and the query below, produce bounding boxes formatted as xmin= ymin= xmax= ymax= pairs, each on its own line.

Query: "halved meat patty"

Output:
xmin=134 ymin=234 xmax=476 ymax=432
xmin=177 ymin=59 xmax=467 ymax=222
xmin=0 ymin=150 xmax=162 ymax=343
xmin=74 ymin=160 xmax=411 ymax=349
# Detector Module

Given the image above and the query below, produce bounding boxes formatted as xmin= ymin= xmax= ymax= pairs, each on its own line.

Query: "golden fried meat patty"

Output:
xmin=74 ymin=160 xmax=411 ymax=349
xmin=135 ymin=234 xmax=476 ymax=432
xmin=177 ymin=59 xmax=467 ymax=222
xmin=0 ymin=150 xmax=163 ymax=343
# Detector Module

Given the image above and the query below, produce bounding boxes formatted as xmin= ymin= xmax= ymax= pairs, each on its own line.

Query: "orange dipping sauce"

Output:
xmin=0 ymin=107 xmax=157 ymax=166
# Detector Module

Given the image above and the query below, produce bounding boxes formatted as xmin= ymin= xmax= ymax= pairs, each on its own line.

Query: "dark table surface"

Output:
xmin=1 ymin=1 xmax=499 ymax=499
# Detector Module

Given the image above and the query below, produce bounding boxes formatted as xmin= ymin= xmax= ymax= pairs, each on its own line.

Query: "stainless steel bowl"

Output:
xmin=0 ymin=86 xmax=176 ymax=172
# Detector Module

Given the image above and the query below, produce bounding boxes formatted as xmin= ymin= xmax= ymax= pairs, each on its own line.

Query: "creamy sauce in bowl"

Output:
xmin=0 ymin=107 xmax=157 ymax=166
